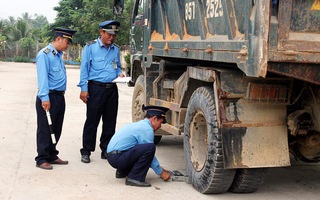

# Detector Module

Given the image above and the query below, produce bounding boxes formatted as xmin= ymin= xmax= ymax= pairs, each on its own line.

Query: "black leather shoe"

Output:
xmin=125 ymin=178 xmax=151 ymax=187
xmin=116 ymin=170 xmax=127 ymax=178
xmin=81 ymin=155 xmax=90 ymax=163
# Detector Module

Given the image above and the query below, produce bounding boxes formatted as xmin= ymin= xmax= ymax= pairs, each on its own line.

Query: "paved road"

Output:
xmin=0 ymin=62 xmax=319 ymax=200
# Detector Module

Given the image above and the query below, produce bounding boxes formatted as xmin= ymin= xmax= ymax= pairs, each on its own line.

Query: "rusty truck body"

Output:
xmin=114 ymin=0 xmax=320 ymax=194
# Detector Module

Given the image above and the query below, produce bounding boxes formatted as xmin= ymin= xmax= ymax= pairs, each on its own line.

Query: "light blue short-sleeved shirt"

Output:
xmin=36 ymin=43 xmax=66 ymax=101
xmin=107 ymin=119 xmax=163 ymax=175
xmin=77 ymin=38 xmax=122 ymax=92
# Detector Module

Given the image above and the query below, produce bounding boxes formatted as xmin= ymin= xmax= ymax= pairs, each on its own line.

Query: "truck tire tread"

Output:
xmin=229 ymin=168 xmax=267 ymax=193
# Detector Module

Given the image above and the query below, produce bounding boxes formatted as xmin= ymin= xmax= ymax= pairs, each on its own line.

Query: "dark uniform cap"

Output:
xmin=142 ymin=105 xmax=170 ymax=124
xmin=53 ymin=28 xmax=77 ymax=43
xmin=99 ymin=20 xmax=120 ymax=35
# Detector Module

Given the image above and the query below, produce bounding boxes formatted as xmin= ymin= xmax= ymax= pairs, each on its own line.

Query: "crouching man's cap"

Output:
xmin=142 ymin=105 xmax=170 ymax=124
xmin=53 ymin=28 xmax=77 ymax=43
xmin=99 ymin=20 xmax=120 ymax=35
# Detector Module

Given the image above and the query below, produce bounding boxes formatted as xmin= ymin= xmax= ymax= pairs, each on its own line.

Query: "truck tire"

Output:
xmin=229 ymin=168 xmax=267 ymax=193
xmin=184 ymin=86 xmax=236 ymax=194
xmin=131 ymin=75 xmax=145 ymax=122
xmin=131 ymin=75 xmax=162 ymax=145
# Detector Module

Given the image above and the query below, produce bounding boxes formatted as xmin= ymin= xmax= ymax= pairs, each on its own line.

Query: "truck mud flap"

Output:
xmin=221 ymin=126 xmax=291 ymax=169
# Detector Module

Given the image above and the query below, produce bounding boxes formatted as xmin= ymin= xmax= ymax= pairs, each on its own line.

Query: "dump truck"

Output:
xmin=114 ymin=0 xmax=320 ymax=194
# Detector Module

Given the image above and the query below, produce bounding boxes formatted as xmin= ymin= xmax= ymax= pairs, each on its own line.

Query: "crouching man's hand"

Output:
xmin=160 ymin=167 xmax=171 ymax=181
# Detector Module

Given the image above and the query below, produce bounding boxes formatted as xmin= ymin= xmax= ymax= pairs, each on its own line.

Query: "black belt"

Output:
xmin=106 ymin=150 xmax=123 ymax=157
xmin=89 ymin=80 xmax=115 ymax=88
xmin=49 ymin=90 xmax=65 ymax=95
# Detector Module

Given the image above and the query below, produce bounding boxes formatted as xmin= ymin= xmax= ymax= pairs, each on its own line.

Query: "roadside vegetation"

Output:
xmin=0 ymin=0 xmax=132 ymax=64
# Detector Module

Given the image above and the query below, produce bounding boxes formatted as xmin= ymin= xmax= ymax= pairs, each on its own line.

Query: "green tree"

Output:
xmin=31 ymin=15 xmax=50 ymax=54
xmin=0 ymin=21 xmax=6 ymax=57
xmin=32 ymin=15 xmax=49 ymax=29
xmin=20 ymin=36 xmax=35 ymax=58
xmin=0 ymin=0 xmax=134 ymax=60
xmin=0 ymin=35 xmax=7 ymax=57
xmin=46 ymin=0 xmax=86 ymax=61
xmin=0 ymin=13 xmax=49 ymax=58
xmin=20 ymin=13 xmax=33 ymax=26
xmin=12 ymin=19 xmax=32 ymax=56
xmin=51 ymin=0 xmax=132 ymax=46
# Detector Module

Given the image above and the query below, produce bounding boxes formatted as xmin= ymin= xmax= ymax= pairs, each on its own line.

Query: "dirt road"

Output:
xmin=0 ymin=62 xmax=319 ymax=200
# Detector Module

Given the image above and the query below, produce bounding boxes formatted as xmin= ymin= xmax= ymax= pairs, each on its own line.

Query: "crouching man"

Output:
xmin=106 ymin=105 xmax=171 ymax=187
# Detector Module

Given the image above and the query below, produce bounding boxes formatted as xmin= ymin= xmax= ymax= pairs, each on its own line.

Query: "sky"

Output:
xmin=0 ymin=0 xmax=60 ymax=23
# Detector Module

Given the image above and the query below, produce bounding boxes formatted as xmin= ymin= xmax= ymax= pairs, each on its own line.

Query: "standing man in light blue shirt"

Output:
xmin=78 ymin=20 xmax=124 ymax=163
xmin=35 ymin=28 xmax=76 ymax=170
xmin=106 ymin=105 xmax=171 ymax=187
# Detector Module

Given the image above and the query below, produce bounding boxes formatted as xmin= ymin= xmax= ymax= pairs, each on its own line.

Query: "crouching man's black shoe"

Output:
xmin=116 ymin=170 xmax=127 ymax=178
xmin=125 ymin=177 xmax=151 ymax=187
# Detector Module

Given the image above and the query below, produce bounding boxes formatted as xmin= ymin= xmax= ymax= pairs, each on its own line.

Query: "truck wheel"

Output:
xmin=131 ymin=75 xmax=145 ymax=122
xmin=184 ymin=86 xmax=236 ymax=194
xmin=131 ymin=75 xmax=163 ymax=145
xmin=229 ymin=168 xmax=267 ymax=193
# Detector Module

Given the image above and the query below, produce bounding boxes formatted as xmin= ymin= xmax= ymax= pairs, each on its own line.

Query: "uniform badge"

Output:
xmin=112 ymin=61 xmax=117 ymax=69
xmin=43 ymin=48 xmax=51 ymax=54
xmin=86 ymin=40 xmax=97 ymax=46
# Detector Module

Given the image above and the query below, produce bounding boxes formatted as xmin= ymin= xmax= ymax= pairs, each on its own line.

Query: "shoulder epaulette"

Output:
xmin=113 ymin=43 xmax=120 ymax=48
xmin=43 ymin=48 xmax=51 ymax=54
xmin=86 ymin=40 xmax=97 ymax=46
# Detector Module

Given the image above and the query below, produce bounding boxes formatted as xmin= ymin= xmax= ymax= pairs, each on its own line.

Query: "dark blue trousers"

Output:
xmin=80 ymin=82 xmax=119 ymax=156
xmin=35 ymin=93 xmax=65 ymax=165
xmin=107 ymin=143 xmax=156 ymax=182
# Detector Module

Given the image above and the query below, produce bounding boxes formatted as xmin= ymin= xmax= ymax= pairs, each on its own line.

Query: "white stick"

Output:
xmin=45 ymin=110 xmax=56 ymax=144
